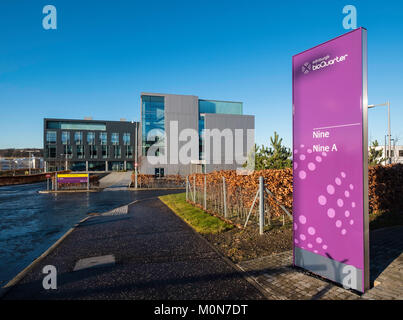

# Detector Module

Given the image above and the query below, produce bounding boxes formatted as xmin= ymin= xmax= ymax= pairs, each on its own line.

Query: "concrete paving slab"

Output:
xmin=73 ymin=255 xmax=115 ymax=271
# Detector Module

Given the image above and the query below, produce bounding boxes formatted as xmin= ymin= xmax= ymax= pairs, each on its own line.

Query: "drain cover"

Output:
xmin=73 ymin=255 xmax=115 ymax=271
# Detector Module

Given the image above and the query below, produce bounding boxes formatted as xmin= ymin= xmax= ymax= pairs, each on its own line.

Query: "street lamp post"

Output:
xmin=368 ymin=101 xmax=391 ymax=164
xmin=134 ymin=121 xmax=138 ymax=189
xmin=28 ymin=151 xmax=34 ymax=175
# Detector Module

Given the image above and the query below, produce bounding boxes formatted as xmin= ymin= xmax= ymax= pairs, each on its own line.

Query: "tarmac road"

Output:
xmin=2 ymin=197 xmax=265 ymax=300
xmin=0 ymin=182 xmax=184 ymax=287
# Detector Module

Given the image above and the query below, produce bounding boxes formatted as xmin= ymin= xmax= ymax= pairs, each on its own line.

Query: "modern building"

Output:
xmin=43 ymin=93 xmax=254 ymax=175
xmin=140 ymin=92 xmax=255 ymax=175
xmin=43 ymin=118 xmax=139 ymax=172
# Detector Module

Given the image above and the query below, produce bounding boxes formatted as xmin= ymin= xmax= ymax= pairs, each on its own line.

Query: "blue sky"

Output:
xmin=1 ymin=0 xmax=402 ymax=149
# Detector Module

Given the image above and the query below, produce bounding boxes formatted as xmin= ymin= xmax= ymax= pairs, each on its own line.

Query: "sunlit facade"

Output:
xmin=43 ymin=119 xmax=139 ymax=172
xmin=140 ymin=92 xmax=254 ymax=176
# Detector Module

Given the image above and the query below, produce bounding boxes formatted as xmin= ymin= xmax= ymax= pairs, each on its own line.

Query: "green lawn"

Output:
xmin=159 ymin=193 xmax=234 ymax=234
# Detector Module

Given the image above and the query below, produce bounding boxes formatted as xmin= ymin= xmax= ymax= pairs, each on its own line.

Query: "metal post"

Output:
xmin=47 ymin=178 xmax=49 ymax=191
xmin=204 ymin=175 xmax=207 ymax=210
xmin=259 ymin=176 xmax=264 ymax=235
xmin=186 ymin=176 xmax=189 ymax=201
xmin=388 ymin=101 xmax=391 ymax=164
xmin=55 ymin=173 xmax=58 ymax=191
xmin=222 ymin=176 xmax=227 ymax=218
xmin=135 ymin=123 xmax=138 ymax=188
xmin=28 ymin=151 xmax=32 ymax=175
xmin=193 ymin=175 xmax=196 ymax=203
xmin=87 ymin=173 xmax=90 ymax=190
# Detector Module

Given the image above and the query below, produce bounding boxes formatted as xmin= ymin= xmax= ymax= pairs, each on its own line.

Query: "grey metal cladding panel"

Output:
xmin=165 ymin=94 xmax=199 ymax=162
xmin=203 ymin=114 xmax=255 ymax=130
xmin=165 ymin=94 xmax=199 ymax=116
xmin=202 ymin=114 xmax=254 ymax=170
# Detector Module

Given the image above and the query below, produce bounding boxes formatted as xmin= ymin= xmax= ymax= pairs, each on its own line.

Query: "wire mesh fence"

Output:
xmin=186 ymin=172 xmax=293 ymax=232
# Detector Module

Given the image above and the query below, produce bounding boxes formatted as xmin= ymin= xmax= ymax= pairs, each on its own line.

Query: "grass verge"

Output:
xmin=159 ymin=192 xmax=234 ymax=234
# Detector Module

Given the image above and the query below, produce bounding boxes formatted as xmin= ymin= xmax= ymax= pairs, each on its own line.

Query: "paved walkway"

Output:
xmin=237 ymin=226 xmax=403 ymax=300
xmin=99 ymin=172 xmax=132 ymax=189
xmin=2 ymin=198 xmax=264 ymax=300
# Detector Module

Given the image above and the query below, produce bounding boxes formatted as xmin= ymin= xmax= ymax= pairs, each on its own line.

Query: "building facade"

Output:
xmin=370 ymin=144 xmax=403 ymax=165
xmin=43 ymin=118 xmax=139 ymax=172
xmin=140 ymin=92 xmax=255 ymax=176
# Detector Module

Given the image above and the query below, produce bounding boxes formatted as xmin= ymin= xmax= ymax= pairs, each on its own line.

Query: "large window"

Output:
xmin=46 ymin=131 xmax=57 ymax=144
xmin=77 ymin=145 xmax=85 ymax=159
xmin=45 ymin=145 xmax=56 ymax=158
xmin=111 ymin=133 xmax=119 ymax=145
xmin=154 ymin=168 xmax=164 ymax=178
xmin=47 ymin=121 xmax=106 ymax=131
xmin=61 ymin=131 xmax=70 ymax=145
xmin=141 ymin=95 xmax=165 ymax=155
xmin=123 ymin=133 xmax=130 ymax=146
xmin=99 ymin=132 xmax=107 ymax=145
xmin=87 ymin=132 xmax=95 ymax=145
xmin=114 ymin=146 xmax=121 ymax=159
xmin=62 ymin=145 xmax=73 ymax=159
xmin=199 ymin=115 xmax=205 ymax=160
xmin=89 ymin=145 xmax=97 ymax=159
xmin=199 ymin=99 xmax=243 ymax=115
xmin=125 ymin=146 xmax=133 ymax=158
xmin=75 ymin=132 xmax=83 ymax=145
xmin=101 ymin=145 xmax=109 ymax=159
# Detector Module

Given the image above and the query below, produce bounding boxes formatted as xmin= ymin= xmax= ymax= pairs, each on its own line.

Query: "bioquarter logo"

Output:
xmin=302 ymin=62 xmax=311 ymax=74
xmin=302 ymin=54 xmax=348 ymax=74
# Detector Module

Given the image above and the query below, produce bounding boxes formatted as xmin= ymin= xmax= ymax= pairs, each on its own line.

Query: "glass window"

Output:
xmin=199 ymin=115 xmax=205 ymax=160
xmin=62 ymin=145 xmax=73 ymax=158
xmin=101 ymin=145 xmax=109 ymax=159
xmin=46 ymin=131 xmax=57 ymax=144
xmin=45 ymin=145 xmax=56 ymax=158
xmin=77 ymin=145 xmax=84 ymax=159
xmin=87 ymin=132 xmax=95 ymax=145
xmin=89 ymin=145 xmax=97 ymax=159
xmin=123 ymin=133 xmax=130 ymax=146
xmin=154 ymin=168 xmax=164 ymax=178
xmin=399 ymin=150 xmax=403 ymax=157
xmin=125 ymin=146 xmax=133 ymax=158
xmin=141 ymin=95 xmax=165 ymax=155
xmin=61 ymin=131 xmax=70 ymax=145
xmin=114 ymin=146 xmax=121 ymax=158
xmin=47 ymin=121 xmax=106 ymax=131
xmin=99 ymin=132 xmax=108 ymax=145
xmin=74 ymin=132 xmax=83 ymax=145
xmin=199 ymin=99 xmax=243 ymax=115
xmin=111 ymin=133 xmax=119 ymax=145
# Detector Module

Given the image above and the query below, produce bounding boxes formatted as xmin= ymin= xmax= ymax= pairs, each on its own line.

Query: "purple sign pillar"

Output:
xmin=292 ymin=28 xmax=369 ymax=292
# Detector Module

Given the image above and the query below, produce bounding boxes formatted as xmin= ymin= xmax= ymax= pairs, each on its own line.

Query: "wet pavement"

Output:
xmin=0 ymin=182 xmax=183 ymax=286
xmin=2 ymin=198 xmax=265 ymax=300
